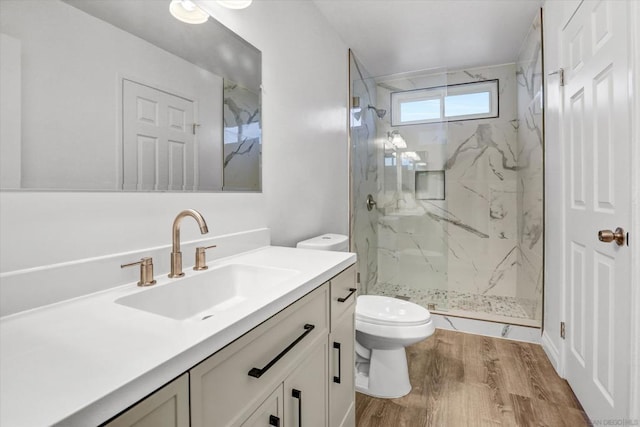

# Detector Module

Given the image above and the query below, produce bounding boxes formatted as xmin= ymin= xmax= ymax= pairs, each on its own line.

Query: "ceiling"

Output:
xmin=312 ymin=0 xmax=543 ymax=77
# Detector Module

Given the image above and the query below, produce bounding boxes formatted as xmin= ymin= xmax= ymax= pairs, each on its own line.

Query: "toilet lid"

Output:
xmin=356 ymin=295 xmax=431 ymax=326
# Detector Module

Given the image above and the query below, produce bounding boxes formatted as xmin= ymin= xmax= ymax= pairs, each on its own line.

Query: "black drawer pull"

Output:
xmin=337 ymin=288 xmax=357 ymax=303
xmin=269 ymin=415 xmax=280 ymax=426
xmin=248 ymin=324 xmax=315 ymax=378
xmin=292 ymin=389 xmax=302 ymax=427
xmin=333 ymin=341 xmax=342 ymax=384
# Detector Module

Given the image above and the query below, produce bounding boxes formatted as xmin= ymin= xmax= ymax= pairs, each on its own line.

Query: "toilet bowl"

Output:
xmin=355 ymin=295 xmax=435 ymax=398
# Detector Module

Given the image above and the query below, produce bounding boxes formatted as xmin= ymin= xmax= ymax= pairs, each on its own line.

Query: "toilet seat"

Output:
xmin=356 ymin=295 xmax=431 ymax=326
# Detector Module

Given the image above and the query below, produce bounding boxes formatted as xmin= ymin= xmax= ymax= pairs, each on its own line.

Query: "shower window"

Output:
xmin=391 ymin=80 xmax=499 ymax=125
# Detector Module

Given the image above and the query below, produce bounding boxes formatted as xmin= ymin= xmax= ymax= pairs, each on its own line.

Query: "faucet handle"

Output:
xmin=121 ymin=257 xmax=157 ymax=287
xmin=194 ymin=245 xmax=217 ymax=271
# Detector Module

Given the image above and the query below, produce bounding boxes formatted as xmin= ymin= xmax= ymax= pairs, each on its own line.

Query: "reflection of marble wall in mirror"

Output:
xmin=0 ymin=0 xmax=261 ymax=192
xmin=223 ymin=81 xmax=261 ymax=191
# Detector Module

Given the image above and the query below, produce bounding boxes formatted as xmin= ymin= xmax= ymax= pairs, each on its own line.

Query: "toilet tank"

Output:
xmin=296 ymin=234 xmax=349 ymax=252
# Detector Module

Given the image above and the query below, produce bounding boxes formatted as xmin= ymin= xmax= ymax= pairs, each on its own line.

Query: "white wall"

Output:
xmin=0 ymin=1 xmax=348 ymax=273
xmin=0 ymin=34 xmax=21 ymax=189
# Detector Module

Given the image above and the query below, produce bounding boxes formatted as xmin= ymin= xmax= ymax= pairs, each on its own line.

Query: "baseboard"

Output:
xmin=541 ymin=330 xmax=562 ymax=376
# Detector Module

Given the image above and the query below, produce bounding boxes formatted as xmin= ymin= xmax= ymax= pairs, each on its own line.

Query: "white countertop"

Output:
xmin=0 ymin=246 xmax=356 ymax=426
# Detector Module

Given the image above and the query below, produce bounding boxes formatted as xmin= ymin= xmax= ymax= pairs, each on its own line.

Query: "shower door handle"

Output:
xmin=366 ymin=194 xmax=377 ymax=211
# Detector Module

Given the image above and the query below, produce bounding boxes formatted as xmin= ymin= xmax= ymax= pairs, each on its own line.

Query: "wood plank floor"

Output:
xmin=356 ymin=329 xmax=590 ymax=427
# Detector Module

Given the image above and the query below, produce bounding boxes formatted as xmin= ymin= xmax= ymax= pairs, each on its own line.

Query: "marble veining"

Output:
xmin=444 ymin=123 xmax=519 ymax=173
xmin=223 ymin=139 xmax=258 ymax=168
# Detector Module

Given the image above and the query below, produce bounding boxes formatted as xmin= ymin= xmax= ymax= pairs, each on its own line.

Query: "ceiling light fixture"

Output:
xmin=169 ymin=0 xmax=209 ymax=24
xmin=216 ymin=0 xmax=253 ymax=9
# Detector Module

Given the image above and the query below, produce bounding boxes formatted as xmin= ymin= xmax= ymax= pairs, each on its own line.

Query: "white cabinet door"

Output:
xmin=104 ymin=374 xmax=189 ymax=427
xmin=284 ymin=340 xmax=328 ymax=427
xmin=241 ymin=385 xmax=284 ymax=427
xmin=329 ymin=310 xmax=356 ymax=427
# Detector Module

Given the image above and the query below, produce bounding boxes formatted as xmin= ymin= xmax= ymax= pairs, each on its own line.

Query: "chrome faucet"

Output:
xmin=169 ymin=209 xmax=209 ymax=278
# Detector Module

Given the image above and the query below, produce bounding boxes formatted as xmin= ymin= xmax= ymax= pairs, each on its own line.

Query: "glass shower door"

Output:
xmin=373 ymin=71 xmax=450 ymax=311
xmin=350 ymin=51 xmax=450 ymax=311
xmin=349 ymin=51 xmax=379 ymax=296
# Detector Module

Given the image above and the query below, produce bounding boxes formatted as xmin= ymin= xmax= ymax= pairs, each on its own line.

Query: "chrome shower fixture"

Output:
xmin=368 ymin=105 xmax=387 ymax=119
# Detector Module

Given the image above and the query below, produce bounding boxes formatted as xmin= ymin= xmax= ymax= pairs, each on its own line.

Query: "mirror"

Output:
xmin=0 ymin=0 xmax=261 ymax=192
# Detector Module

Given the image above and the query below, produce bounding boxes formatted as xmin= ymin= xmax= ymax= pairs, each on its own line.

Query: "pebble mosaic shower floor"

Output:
xmin=369 ymin=282 xmax=538 ymax=322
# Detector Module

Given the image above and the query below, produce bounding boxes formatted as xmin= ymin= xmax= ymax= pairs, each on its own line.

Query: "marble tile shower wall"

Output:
xmin=223 ymin=82 xmax=261 ymax=191
xmin=374 ymin=64 xmax=533 ymax=317
xmin=350 ymin=54 xmax=379 ymax=294
xmin=515 ymin=12 xmax=544 ymax=321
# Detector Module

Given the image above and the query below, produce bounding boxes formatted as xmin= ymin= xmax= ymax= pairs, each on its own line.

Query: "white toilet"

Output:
xmin=355 ymin=295 xmax=434 ymax=398
xmin=296 ymin=234 xmax=435 ymax=399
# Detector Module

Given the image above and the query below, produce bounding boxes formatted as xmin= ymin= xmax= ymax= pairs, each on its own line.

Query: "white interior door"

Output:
xmin=562 ymin=0 xmax=632 ymax=421
xmin=123 ymin=79 xmax=196 ymax=191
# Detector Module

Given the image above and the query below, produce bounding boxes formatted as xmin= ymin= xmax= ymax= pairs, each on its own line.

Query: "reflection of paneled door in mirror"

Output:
xmin=122 ymin=79 xmax=196 ymax=191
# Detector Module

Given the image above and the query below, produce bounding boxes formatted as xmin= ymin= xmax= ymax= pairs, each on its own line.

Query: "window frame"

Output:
xmin=390 ymin=79 xmax=499 ymax=126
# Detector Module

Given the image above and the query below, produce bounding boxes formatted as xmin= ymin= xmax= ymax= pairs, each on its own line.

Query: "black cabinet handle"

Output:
xmin=292 ymin=389 xmax=302 ymax=427
xmin=269 ymin=415 xmax=280 ymax=426
xmin=337 ymin=288 xmax=357 ymax=303
xmin=248 ymin=324 xmax=315 ymax=378
xmin=333 ymin=342 xmax=342 ymax=384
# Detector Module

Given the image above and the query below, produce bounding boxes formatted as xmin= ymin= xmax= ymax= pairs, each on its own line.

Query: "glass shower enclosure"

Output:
xmin=349 ymin=9 xmax=544 ymax=328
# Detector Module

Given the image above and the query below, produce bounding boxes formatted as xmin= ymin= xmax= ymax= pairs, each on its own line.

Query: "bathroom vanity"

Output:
xmin=107 ymin=265 xmax=356 ymax=427
xmin=0 ymin=241 xmax=356 ymax=427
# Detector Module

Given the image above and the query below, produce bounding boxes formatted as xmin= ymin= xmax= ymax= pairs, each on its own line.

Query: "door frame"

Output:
xmin=629 ymin=0 xmax=640 ymax=420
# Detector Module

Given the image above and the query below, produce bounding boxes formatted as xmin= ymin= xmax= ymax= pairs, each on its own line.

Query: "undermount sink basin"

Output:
xmin=116 ymin=264 xmax=299 ymax=320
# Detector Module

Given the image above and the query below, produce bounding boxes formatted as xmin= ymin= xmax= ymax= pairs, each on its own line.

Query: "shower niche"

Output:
xmin=415 ymin=171 xmax=445 ymax=200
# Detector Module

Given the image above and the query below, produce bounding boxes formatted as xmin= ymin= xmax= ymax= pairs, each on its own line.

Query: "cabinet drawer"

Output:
xmin=330 ymin=265 xmax=356 ymax=328
xmin=190 ymin=284 xmax=329 ymax=427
